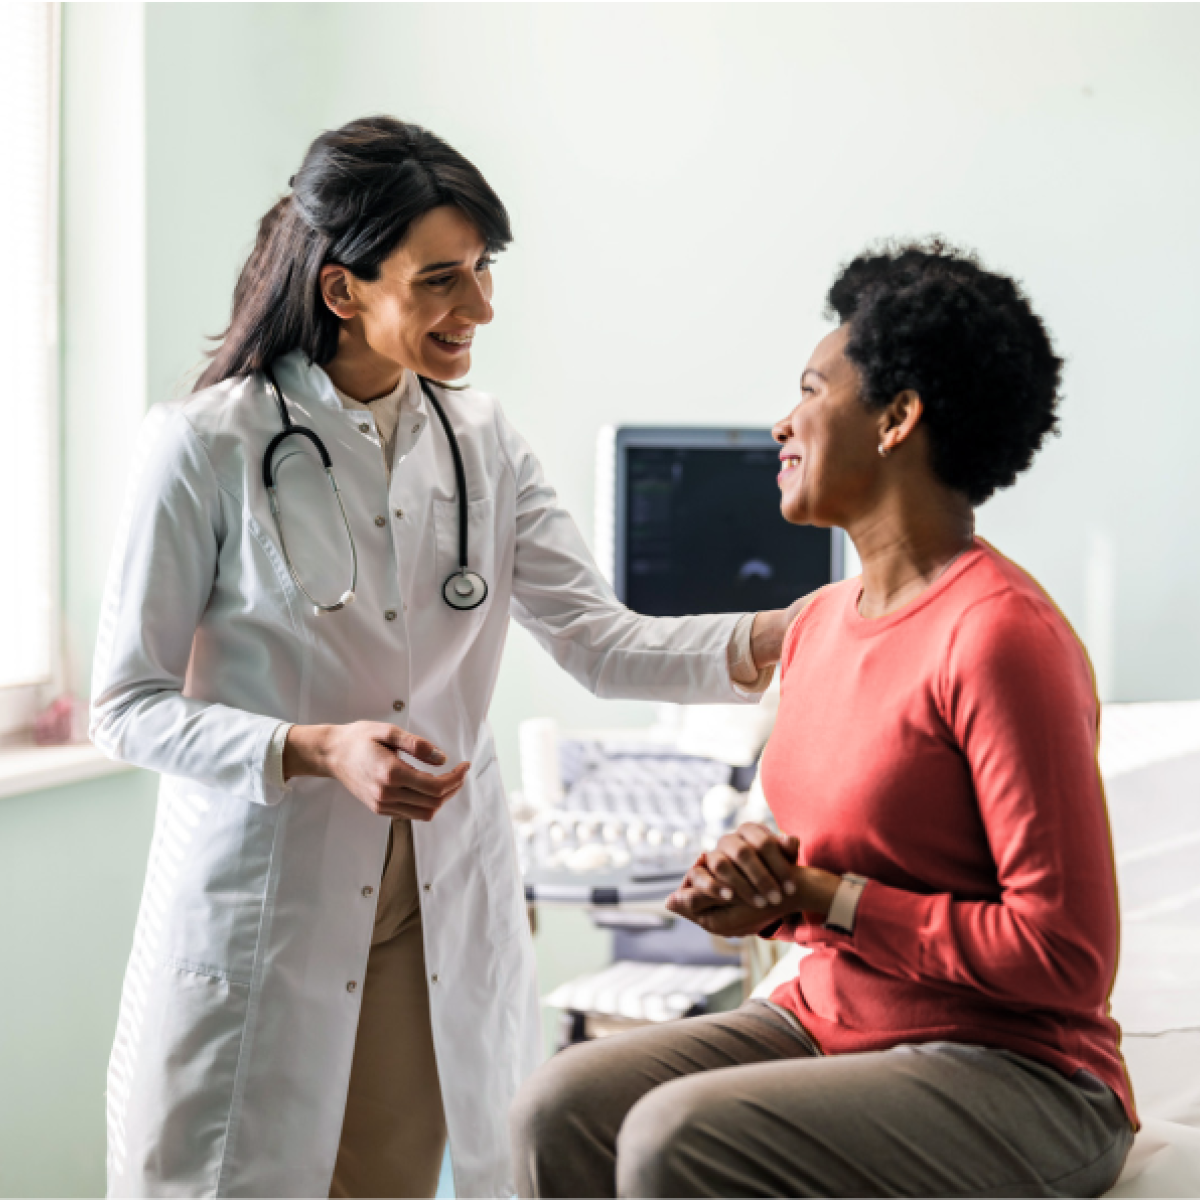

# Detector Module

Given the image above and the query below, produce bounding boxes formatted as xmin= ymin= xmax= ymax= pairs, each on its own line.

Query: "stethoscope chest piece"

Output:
xmin=443 ymin=569 xmax=488 ymax=611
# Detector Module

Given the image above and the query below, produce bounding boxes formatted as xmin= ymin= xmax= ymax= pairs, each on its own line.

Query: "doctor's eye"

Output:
xmin=475 ymin=256 xmax=495 ymax=273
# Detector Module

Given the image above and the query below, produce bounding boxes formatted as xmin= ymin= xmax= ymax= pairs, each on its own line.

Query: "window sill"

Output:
xmin=0 ymin=741 xmax=134 ymax=801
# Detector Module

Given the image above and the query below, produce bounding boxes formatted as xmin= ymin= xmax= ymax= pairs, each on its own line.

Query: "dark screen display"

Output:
xmin=623 ymin=447 xmax=833 ymax=617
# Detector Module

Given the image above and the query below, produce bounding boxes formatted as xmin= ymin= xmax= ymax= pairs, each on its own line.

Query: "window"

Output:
xmin=0 ymin=4 xmax=59 ymax=737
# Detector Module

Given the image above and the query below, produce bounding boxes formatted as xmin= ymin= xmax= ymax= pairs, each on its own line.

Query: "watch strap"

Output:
xmin=825 ymin=872 xmax=868 ymax=935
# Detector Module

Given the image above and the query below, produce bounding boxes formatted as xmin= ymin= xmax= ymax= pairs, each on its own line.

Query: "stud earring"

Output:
xmin=878 ymin=443 xmax=889 ymax=458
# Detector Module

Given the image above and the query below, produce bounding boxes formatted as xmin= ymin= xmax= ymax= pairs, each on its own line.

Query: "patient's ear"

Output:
xmin=877 ymin=389 xmax=923 ymax=455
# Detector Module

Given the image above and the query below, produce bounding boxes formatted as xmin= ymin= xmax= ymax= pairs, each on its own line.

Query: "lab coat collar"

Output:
xmin=273 ymin=351 xmax=428 ymax=420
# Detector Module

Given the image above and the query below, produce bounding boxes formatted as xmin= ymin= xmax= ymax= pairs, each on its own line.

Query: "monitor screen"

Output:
xmin=610 ymin=429 xmax=841 ymax=618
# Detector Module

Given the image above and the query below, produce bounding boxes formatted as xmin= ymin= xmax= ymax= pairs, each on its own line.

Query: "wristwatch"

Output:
xmin=824 ymin=873 xmax=869 ymax=935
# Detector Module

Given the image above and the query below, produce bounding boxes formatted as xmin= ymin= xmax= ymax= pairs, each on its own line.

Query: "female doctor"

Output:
xmin=91 ymin=116 xmax=797 ymax=1200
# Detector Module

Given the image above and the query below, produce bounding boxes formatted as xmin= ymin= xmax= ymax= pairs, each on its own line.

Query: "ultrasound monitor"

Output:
xmin=596 ymin=427 xmax=844 ymax=618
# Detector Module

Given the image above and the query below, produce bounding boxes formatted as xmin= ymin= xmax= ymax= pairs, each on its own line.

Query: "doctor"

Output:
xmin=91 ymin=115 xmax=798 ymax=1199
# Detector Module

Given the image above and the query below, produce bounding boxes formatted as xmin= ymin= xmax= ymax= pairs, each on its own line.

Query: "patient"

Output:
xmin=511 ymin=240 xmax=1137 ymax=1198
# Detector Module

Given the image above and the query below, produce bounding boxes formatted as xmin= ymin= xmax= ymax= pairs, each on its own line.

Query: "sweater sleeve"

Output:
xmin=837 ymin=591 xmax=1120 ymax=1014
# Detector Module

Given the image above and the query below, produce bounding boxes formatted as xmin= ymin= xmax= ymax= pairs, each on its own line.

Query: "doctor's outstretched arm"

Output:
xmin=496 ymin=408 xmax=809 ymax=704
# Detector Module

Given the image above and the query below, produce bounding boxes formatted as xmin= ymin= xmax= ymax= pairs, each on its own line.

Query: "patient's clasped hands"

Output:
xmin=666 ymin=823 xmax=840 ymax=939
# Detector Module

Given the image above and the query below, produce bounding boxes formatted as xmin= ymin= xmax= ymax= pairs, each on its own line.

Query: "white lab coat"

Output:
xmin=91 ymin=352 xmax=750 ymax=1198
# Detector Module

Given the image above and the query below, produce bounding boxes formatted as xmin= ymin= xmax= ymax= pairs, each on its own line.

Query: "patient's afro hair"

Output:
xmin=827 ymin=239 xmax=1063 ymax=506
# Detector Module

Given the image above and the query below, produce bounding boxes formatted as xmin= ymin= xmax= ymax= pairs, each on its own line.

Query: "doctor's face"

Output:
xmin=772 ymin=325 xmax=885 ymax=528
xmin=327 ymin=205 xmax=495 ymax=383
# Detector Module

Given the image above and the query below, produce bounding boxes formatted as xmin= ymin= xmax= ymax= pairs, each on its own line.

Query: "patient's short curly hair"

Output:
xmin=827 ymin=239 xmax=1063 ymax=506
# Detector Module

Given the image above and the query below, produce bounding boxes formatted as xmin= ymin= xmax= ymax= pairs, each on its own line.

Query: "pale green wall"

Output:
xmin=144 ymin=2 xmax=1200 ymax=746
xmin=0 ymin=768 xmax=158 ymax=1197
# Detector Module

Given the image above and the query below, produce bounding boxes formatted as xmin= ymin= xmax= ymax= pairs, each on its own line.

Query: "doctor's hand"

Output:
xmin=284 ymin=722 xmax=470 ymax=821
xmin=750 ymin=591 xmax=821 ymax=668
xmin=665 ymin=823 xmax=839 ymax=939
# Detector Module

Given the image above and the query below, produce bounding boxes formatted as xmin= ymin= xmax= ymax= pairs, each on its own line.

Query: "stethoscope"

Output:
xmin=262 ymin=366 xmax=489 ymax=617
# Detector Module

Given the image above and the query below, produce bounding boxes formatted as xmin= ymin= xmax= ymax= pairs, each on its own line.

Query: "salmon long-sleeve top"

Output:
xmin=759 ymin=539 xmax=1136 ymax=1125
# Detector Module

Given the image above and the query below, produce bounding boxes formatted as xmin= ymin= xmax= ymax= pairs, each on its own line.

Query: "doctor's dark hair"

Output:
xmin=827 ymin=239 xmax=1063 ymax=506
xmin=196 ymin=116 xmax=512 ymax=391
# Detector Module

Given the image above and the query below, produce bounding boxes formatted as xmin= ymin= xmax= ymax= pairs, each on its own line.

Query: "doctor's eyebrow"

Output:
xmin=415 ymin=260 xmax=466 ymax=275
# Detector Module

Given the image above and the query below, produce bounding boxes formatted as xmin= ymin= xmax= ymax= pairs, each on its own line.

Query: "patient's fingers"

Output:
xmin=683 ymin=860 xmax=727 ymax=904
xmin=739 ymin=824 xmax=800 ymax=897
xmin=666 ymin=886 xmax=720 ymax=921
xmin=710 ymin=828 xmax=787 ymax=908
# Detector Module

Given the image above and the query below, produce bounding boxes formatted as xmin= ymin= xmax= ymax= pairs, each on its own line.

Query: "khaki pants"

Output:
xmin=511 ymin=1000 xmax=1133 ymax=1198
xmin=331 ymin=821 xmax=447 ymax=1199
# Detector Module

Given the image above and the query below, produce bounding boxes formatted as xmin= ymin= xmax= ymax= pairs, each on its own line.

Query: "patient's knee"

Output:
xmin=510 ymin=1044 xmax=594 ymax=1157
xmin=615 ymin=1082 xmax=707 ymax=1198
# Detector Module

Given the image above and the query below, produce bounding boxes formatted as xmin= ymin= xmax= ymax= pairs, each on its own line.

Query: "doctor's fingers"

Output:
xmin=380 ymin=758 xmax=470 ymax=798
xmin=375 ymin=784 xmax=466 ymax=822
xmin=370 ymin=723 xmax=450 ymax=767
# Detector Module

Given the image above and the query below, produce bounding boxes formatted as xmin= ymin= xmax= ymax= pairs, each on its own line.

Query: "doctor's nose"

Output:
xmin=458 ymin=274 xmax=494 ymax=326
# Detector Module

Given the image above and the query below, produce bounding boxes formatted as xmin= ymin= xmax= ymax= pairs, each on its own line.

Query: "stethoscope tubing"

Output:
xmin=261 ymin=365 xmax=487 ymax=617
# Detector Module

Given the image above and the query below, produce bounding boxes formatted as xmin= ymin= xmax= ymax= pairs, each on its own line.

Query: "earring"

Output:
xmin=878 ymin=443 xmax=889 ymax=458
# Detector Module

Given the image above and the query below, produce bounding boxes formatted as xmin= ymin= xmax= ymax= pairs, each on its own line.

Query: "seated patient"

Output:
xmin=511 ymin=241 xmax=1137 ymax=1199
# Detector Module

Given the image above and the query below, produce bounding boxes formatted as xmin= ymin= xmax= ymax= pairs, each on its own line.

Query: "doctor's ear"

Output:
xmin=319 ymin=265 xmax=361 ymax=321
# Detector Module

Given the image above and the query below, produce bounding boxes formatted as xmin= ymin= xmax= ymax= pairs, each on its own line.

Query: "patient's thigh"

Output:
xmin=616 ymin=1041 xmax=1132 ymax=1199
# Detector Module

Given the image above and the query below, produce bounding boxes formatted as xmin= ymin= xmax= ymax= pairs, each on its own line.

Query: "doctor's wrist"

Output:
xmin=282 ymin=724 xmax=336 ymax=782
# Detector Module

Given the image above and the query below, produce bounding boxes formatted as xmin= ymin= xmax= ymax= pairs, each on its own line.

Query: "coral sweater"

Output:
xmin=760 ymin=539 xmax=1136 ymax=1125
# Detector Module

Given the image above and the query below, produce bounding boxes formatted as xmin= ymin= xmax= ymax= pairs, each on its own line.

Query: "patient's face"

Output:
xmin=772 ymin=325 xmax=882 ymax=527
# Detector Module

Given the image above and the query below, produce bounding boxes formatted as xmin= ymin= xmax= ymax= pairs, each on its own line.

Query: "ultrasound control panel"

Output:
xmin=517 ymin=739 xmax=734 ymax=905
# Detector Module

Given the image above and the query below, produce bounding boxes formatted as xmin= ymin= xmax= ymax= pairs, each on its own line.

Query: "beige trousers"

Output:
xmin=330 ymin=821 xmax=448 ymax=1199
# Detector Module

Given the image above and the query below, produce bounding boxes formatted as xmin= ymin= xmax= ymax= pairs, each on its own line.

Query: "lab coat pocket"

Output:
xmin=117 ymin=961 xmax=251 ymax=1192
xmin=433 ymin=496 xmax=496 ymax=616
xmin=161 ymin=782 xmax=280 ymax=987
xmin=473 ymin=756 xmax=526 ymax=949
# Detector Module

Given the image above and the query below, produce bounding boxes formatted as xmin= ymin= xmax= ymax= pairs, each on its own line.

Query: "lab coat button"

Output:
xmin=358 ymin=422 xmax=371 ymax=434
xmin=431 ymin=973 xmax=439 ymax=984
xmin=423 ymin=883 xmax=431 ymax=892
xmin=394 ymin=508 xmax=404 ymax=519
xmin=393 ymin=700 xmax=405 ymax=712
xmin=385 ymin=609 xmax=397 ymax=621
xmin=346 ymin=981 xmax=358 ymax=993
xmin=374 ymin=515 xmax=386 ymax=527
xmin=362 ymin=886 xmax=374 ymax=897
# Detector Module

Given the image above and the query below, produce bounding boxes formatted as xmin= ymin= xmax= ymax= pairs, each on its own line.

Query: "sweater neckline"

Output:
xmin=841 ymin=537 xmax=988 ymax=638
